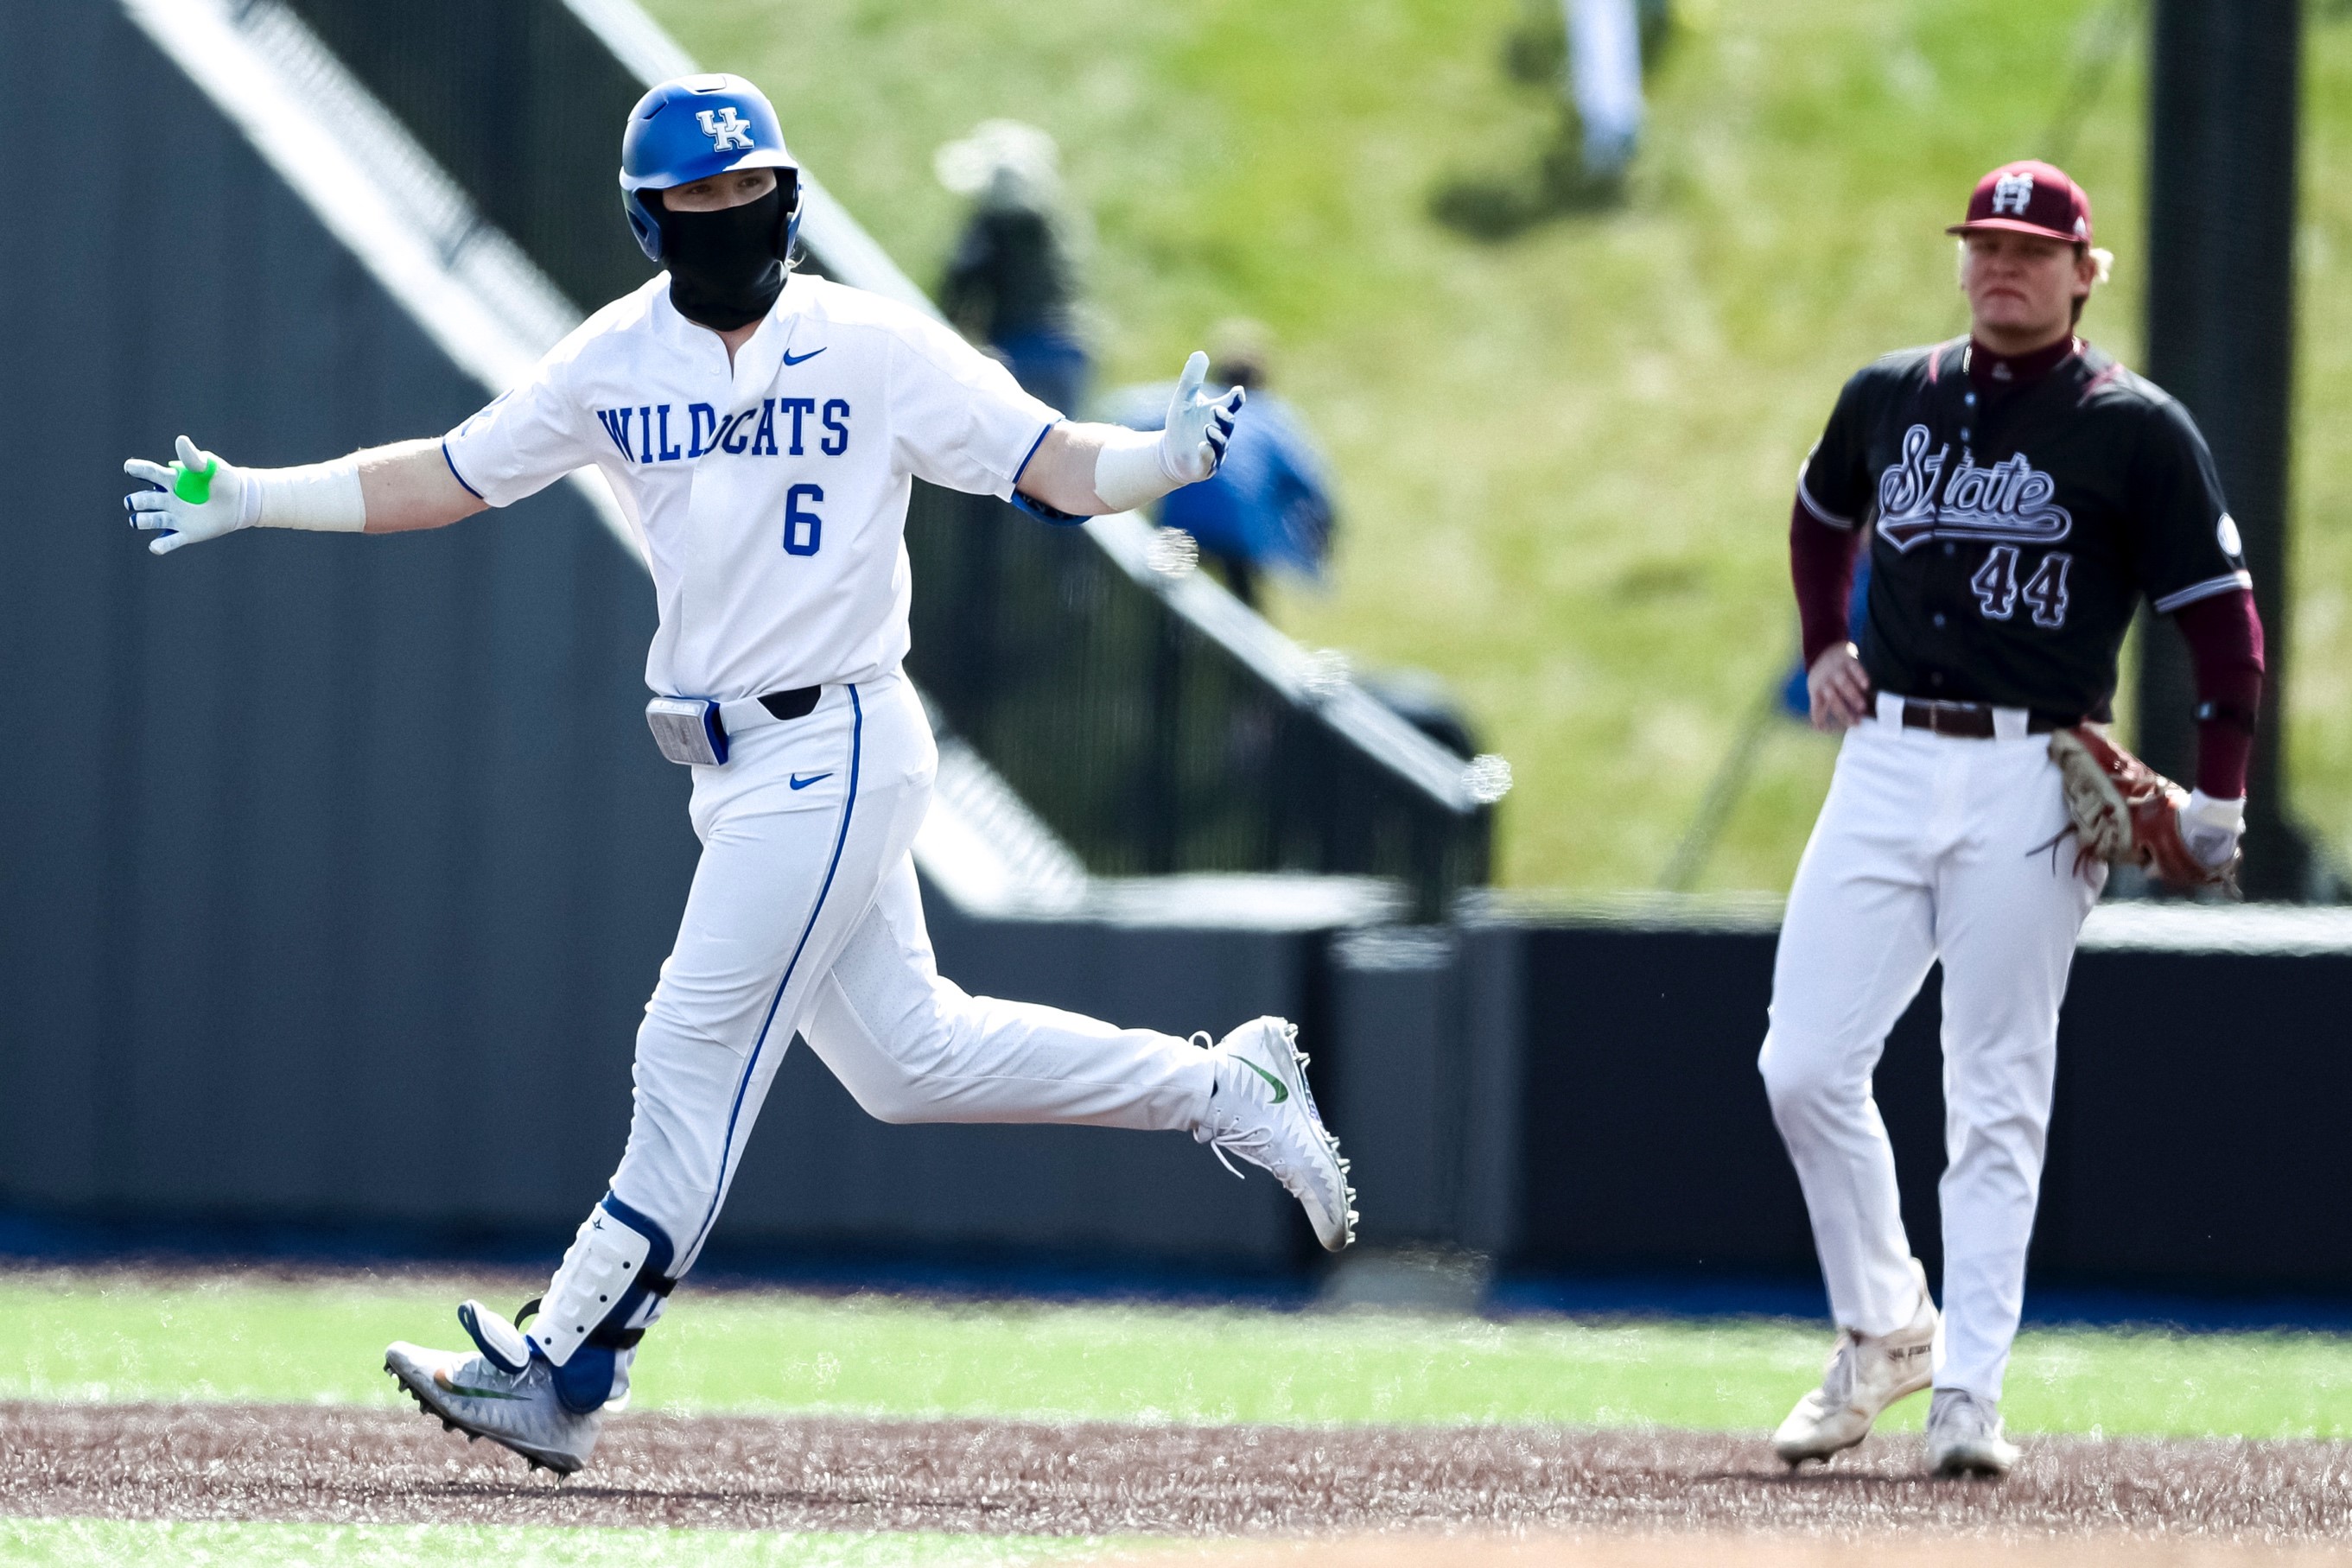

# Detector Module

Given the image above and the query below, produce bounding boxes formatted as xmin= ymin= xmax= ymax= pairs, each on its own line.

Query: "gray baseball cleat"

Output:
xmin=385 ymin=1333 xmax=602 ymax=1475
xmin=1925 ymin=1387 xmax=2019 ymax=1478
xmin=1771 ymin=1258 xmax=1939 ymax=1466
xmin=1195 ymin=1016 xmax=1357 ymax=1251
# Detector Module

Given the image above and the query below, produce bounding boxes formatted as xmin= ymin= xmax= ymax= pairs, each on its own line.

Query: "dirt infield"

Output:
xmin=1154 ymin=1540 xmax=2352 ymax=1567
xmin=4 ymin=1401 xmax=2349 ymax=1542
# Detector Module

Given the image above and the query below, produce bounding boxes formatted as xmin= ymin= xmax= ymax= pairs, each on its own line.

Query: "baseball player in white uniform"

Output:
xmin=123 ymin=74 xmax=1355 ymax=1476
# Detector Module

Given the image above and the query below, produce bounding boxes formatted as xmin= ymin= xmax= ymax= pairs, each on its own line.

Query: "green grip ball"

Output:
xmin=172 ymin=458 xmax=217 ymax=505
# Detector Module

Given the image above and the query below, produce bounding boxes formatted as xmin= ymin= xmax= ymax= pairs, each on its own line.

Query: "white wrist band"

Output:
xmin=1093 ymin=429 xmax=1182 ymax=514
xmin=249 ymin=457 xmax=367 ymax=532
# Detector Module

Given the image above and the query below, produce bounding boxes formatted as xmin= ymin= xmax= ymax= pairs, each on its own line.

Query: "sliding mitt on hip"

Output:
xmin=2046 ymin=725 xmax=2240 ymax=896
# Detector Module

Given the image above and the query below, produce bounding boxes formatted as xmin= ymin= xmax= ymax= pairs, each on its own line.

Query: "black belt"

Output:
xmin=759 ymin=686 xmax=822 ymax=722
xmin=1892 ymin=698 xmax=2072 ymax=739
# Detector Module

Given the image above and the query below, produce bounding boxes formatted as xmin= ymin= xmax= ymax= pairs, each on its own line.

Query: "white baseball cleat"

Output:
xmin=1771 ymin=1259 xmax=1939 ymax=1466
xmin=385 ymin=1339 xmax=601 ymax=1475
xmin=1925 ymin=1387 xmax=2019 ymax=1478
xmin=1194 ymin=1016 xmax=1357 ymax=1252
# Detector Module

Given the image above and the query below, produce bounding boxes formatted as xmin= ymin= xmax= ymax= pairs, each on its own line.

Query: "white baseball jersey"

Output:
xmin=442 ymin=273 xmax=1060 ymax=700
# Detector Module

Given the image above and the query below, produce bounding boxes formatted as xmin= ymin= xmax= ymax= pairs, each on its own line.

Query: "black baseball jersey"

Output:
xmin=1799 ymin=338 xmax=2251 ymax=720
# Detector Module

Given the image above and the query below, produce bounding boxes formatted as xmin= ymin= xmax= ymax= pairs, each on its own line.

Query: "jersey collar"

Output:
xmin=726 ymin=272 xmax=815 ymax=399
xmin=1966 ymin=333 xmax=2081 ymax=391
xmin=646 ymin=272 xmax=804 ymax=397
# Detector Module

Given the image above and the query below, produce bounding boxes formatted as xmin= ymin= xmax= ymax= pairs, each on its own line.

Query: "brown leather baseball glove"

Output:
xmin=2045 ymin=725 xmax=2240 ymax=894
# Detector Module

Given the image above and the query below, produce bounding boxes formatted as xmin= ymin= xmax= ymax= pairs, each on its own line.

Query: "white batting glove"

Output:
xmin=1159 ymin=350 xmax=1244 ymax=485
xmin=124 ymin=435 xmax=367 ymax=554
xmin=1093 ymin=352 xmax=1246 ymax=513
xmin=124 ymin=435 xmax=258 ymax=556
xmin=2182 ymin=790 xmax=2247 ymax=870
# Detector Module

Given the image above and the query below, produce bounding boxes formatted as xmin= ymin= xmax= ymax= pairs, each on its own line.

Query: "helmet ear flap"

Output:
xmin=626 ymin=188 xmax=665 ymax=263
xmin=776 ymin=175 xmax=804 ymax=268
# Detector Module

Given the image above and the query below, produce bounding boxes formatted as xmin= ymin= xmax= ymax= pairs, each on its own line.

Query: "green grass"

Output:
xmin=643 ymin=0 xmax=2352 ymax=890
xmin=0 ymin=1520 xmax=1120 ymax=1568
xmin=4 ymin=1273 xmax=2350 ymax=1440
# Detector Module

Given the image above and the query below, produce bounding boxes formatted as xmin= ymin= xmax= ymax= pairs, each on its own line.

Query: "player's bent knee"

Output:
xmin=1758 ymin=1032 xmax=1857 ymax=1111
xmin=832 ymin=1063 xmax=938 ymax=1126
xmin=851 ymin=1090 xmax=928 ymax=1126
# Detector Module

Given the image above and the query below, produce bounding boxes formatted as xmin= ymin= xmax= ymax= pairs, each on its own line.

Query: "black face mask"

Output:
xmin=658 ymin=184 xmax=790 ymax=330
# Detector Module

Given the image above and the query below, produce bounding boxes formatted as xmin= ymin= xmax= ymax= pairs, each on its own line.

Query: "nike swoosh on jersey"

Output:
xmin=790 ymin=771 xmax=832 ymax=790
xmin=781 ymin=347 xmax=826 ymax=366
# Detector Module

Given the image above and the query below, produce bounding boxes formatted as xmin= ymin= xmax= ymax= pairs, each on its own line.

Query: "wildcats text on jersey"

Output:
xmin=1874 ymin=423 xmax=2071 ymax=553
xmin=594 ymin=397 xmax=853 ymax=465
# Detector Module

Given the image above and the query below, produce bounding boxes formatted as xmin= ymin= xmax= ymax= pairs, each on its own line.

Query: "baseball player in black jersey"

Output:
xmin=1758 ymin=162 xmax=2266 ymax=1477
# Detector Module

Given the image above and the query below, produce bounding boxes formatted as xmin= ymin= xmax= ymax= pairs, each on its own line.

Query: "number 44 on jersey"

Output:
xmin=1971 ymin=547 xmax=2071 ymax=628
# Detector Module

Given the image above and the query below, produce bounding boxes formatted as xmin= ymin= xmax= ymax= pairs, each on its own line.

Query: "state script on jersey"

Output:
xmin=1797 ymin=339 xmax=2250 ymax=720
xmin=442 ymin=274 xmax=1061 ymax=701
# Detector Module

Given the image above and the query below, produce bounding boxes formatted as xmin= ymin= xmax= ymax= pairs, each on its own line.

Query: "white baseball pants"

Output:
xmin=604 ymin=673 xmax=1215 ymax=1275
xmin=1759 ymin=701 xmax=2102 ymax=1400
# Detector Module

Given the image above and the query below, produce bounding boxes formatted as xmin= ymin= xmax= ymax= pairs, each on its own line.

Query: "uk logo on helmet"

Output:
xmin=1991 ymin=170 xmax=2035 ymax=216
xmin=696 ymin=107 xmax=753 ymax=152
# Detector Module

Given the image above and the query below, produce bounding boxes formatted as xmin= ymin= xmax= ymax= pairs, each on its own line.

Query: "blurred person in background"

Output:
xmin=1109 ymin=321 xmax=1337 ymax=609
xmin=936 ymin=120 xmax=1091 ymax=416
xmin=1565 ymin=0 xmax=1644 ymax=181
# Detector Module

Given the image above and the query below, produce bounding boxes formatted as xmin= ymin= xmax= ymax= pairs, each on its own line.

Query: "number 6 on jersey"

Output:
xmin=784 ymin=483 xmax=823 ymax=556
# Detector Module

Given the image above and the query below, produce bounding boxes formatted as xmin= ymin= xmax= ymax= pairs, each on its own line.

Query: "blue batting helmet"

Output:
xmin=620 ymin=73 xmax=801 ymax=264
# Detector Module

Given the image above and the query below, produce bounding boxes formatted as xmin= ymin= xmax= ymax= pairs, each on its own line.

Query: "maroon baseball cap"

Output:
xmin=1947 ymin=160 xmax=2093 ymax=245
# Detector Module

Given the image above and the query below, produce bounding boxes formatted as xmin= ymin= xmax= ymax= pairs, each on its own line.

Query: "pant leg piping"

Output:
xmin=683 ymin=683 xmax=864 ymax=1265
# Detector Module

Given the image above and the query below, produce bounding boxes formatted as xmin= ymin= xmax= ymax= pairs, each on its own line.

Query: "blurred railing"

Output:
xmin=276 ymin=0 xmax=1496 ymax=915
xmin=270 ymin=0 xmax=660 ymax=314
xmin=910 ymin=501 xmax=1494 ymax=902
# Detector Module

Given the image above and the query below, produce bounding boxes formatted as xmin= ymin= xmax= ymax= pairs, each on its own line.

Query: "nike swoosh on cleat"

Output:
xmin=782 ymin=347 xmax=826 ymax=366
xmin=436 ymin=1379 xmax=527 ymax=1400
xmin=790 ymin=771 xmax=832 ymax=790
xmin=1237 ymin=1057 xmax=1289 ymax=1102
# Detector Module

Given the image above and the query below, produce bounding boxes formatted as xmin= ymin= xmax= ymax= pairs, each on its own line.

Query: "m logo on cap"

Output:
xmin=696 ymin=107 xmax=753 ymax=152
xmin=1992 ymin=170 xmax=2035 ymax=216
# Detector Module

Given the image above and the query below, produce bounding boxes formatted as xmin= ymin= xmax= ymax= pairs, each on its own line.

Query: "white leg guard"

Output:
xmin=523 ymin=1196 xmax=679 ymax=1414
xmin=530 ymin=1205 xmax=652 ymax=1367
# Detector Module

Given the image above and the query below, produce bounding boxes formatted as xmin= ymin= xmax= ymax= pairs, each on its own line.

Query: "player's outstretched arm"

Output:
xmin=1014 ymin=351 xmax=1243 ymax=517
xmin=356 ymin=441 xmax=493 ymax=533
xmin=124 ymin=436 xmax=486 ymax=556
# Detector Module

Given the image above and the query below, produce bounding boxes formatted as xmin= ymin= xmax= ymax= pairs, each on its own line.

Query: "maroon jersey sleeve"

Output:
xmin=2176 ymin=589 xmax=2264 ymax=798
xmin=1791 ymin=498 xmax=1864 ymax=666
